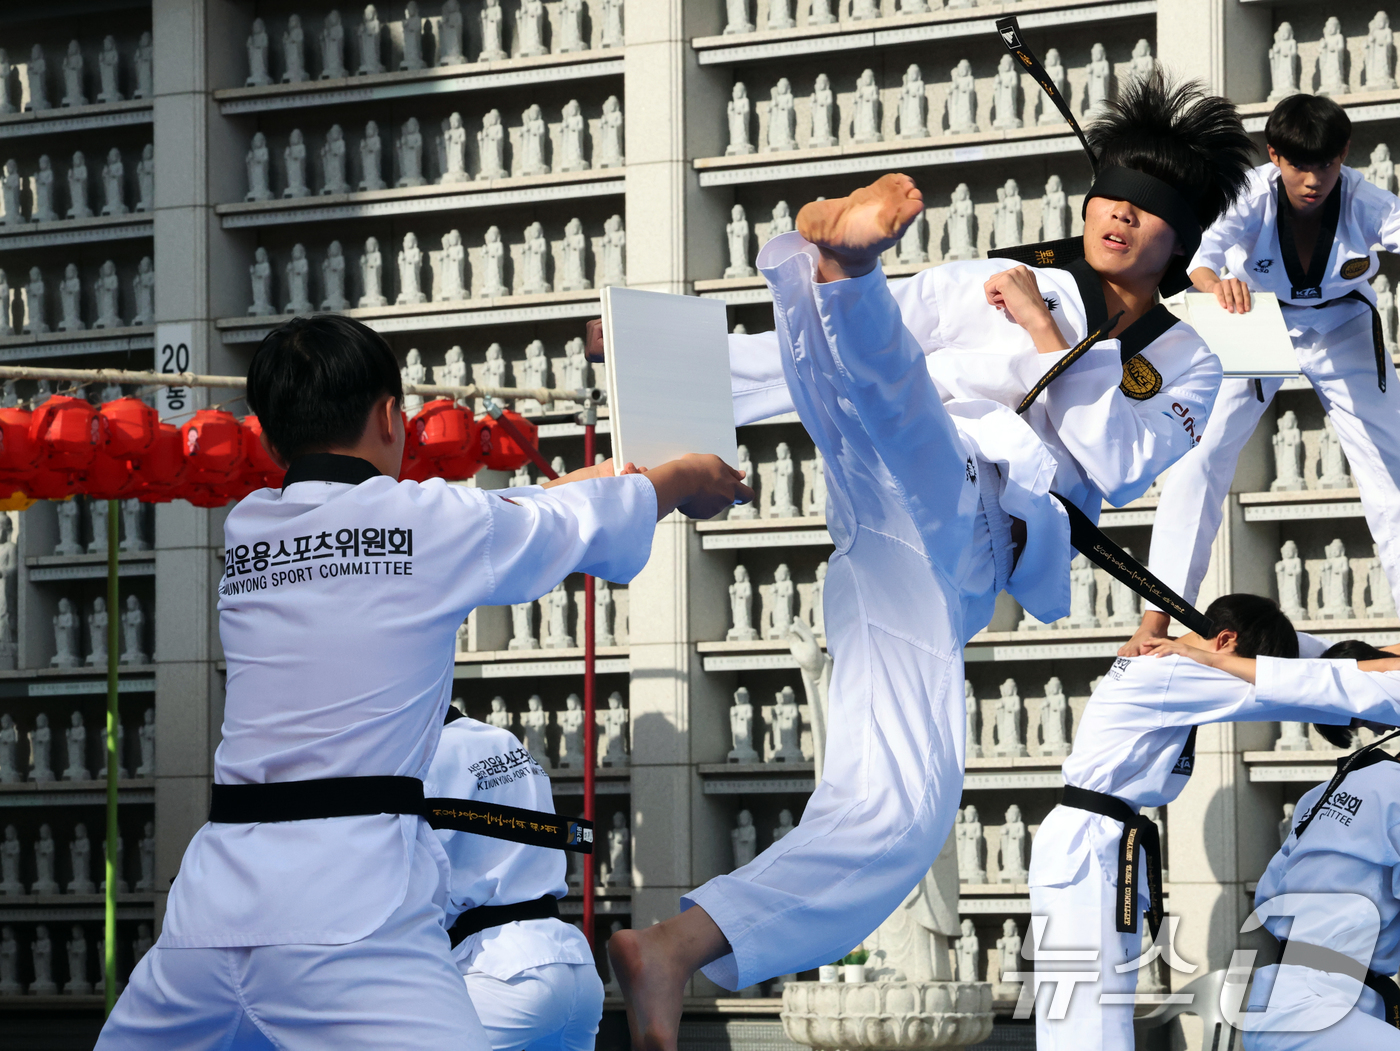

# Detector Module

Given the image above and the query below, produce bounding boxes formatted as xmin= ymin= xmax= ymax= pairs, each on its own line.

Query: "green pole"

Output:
xmin=104 ymin=498 xmax=119 ymax=1014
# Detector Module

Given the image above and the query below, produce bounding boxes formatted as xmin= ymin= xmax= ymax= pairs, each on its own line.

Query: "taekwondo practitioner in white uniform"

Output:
xmin=1128 ymin=93 xmax=1400 ymax=655
xmin=425 ymin=708 xmax=604 ymax=1051
xmin=95 ymin=314 xmax=750 ymax=1050
xmin=1027 ymin=596 xmax=1383 ymax=1050
xmin=605 ymin=71 xmax=1255 ymax=1051
xmin=1145 ymin=636 xmax=1400 ymax=1047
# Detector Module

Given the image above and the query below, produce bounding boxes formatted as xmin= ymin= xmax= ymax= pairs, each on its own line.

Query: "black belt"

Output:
xmin=208 ymin=776 xmax=594 ymax=853
xmin=1307 ymin=289 xmax=1390 ymax=392
xmin=448 ymin=894 xmax=561 ymax=948
xmin=1060 ymin=785 xmax=1164 ymax=938
xmin=1277 ymin=938 xmax=1400 ymax=1029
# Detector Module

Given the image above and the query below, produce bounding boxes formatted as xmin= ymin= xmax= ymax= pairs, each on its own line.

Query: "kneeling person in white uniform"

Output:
xmin=425 ymin=707 xmax=603 ymax=1051
xmin=96 ymin=314 xmax=750 ymax=1051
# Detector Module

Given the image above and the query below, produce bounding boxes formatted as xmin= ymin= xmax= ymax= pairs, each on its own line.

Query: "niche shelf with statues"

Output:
xmin=0 ymin=326 xmax=155 ymax=364
xmin=0 ymin=213 xmax=153 ymax=253
xmin=218 ymin=48 xmax=622 ymax=117
xmin=699 ymin=760 xmax=816 ymax=796
xmin=691 ymin=0 xmax=1155 ymax=65
xmin=219 ymin=289 xmax=603 ymax=344
xmin=217 ymin=168 xmax=625 ymax=231
xmin=0 ymin=98 xmax=153 ymax=142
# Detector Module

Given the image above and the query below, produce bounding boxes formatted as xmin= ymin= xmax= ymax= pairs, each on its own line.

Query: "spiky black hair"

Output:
xmin=1312 ymin=639 xmax=1397 ymax=749
xmin=1086 ymin=71 xmax=1254 ymax=230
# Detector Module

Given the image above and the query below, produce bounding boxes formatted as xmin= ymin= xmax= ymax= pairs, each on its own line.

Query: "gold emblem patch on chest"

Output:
xmin=1341 ymin=257 xmax=1371 ymax=280
xmin=1120 ymin=355 xmax=1162 ymax=400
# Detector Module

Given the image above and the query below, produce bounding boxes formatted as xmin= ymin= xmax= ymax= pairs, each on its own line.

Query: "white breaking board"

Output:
xmin=1170 ymin=292 xmax=1299 ymax=377
xmin=602 ymin=287 xmax=739 ymax=473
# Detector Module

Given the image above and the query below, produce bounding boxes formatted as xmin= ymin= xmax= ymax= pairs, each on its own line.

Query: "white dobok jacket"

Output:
xmin=730 ymin=255 xmax=1223 ymax=515
xmin=423 ymin=715 xmax=592 ymax=980
xmin=1032 ymin=639 xmax=1400 ymax=903
xmin=1257 ymin=756 xmax=1400 ymax=977
xmin=1191 ymin=163 xmax=1400 ymax=338
xmin=162 ymin=467 xmax=656 ymax=948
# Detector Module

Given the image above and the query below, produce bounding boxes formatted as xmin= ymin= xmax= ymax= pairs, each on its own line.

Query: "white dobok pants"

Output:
xmin=685 ymin=255 xmax=973 ymax=989
xmin=95 ymin=833 xmax=484 ymax=1051
xmin=1029 ymin=848 xmax=1142 ymax=1050
xmin=1242 ymin=963 xmax=1400 ymax=1049
xmin=465 ymin=961 xmax=604 ymax=1051
xmin=1149 ymin=313 xmax=1400 ymax=604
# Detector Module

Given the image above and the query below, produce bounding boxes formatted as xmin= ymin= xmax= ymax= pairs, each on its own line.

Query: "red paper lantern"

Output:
xmin=80 ymin=449 xmax=135 ymax=500
xmin=407 ymin=400 xmax=483 ymax=482
xmin=100 ymin=398 xmax=158 ymax=458
xmin=29 ymin=396 xmax=99 ymax=471
xmin=128 ymin=423 xmax=187 ymax=502
xmin=181 ymin=410 xmax=244 ymax=484
xmin=0 ymin=408 xmax=38 ymax=481
xmin=479 ymin=411 xmax=538 ymax=472
xmin=238 ymin=415 xmax=285 ymax=490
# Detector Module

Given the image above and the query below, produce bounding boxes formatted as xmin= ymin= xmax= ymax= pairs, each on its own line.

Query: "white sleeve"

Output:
xmin=728 ymin=269 xmax=944 ymax=426
xmin=460 ymin=474 xmax=657 ymax=606
xmin=1189 ymin=197 xmax=1255 ymax=278
xmin=1372 ymin=186 xmax=1400 ymax=255
xmin=1256 ymin=657 xmax=1400 ymax=725
xmin=1041 ymin=328 xmax=1223 ymax=506
xmin=730 ymin=330 xmax=794 ymax=425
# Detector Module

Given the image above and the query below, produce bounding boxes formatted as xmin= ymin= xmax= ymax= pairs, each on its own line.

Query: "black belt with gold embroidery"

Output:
xmin=208 ymin=776 xmax=594 ymax=853
xmin=1060 ymin=785 xmax=1164 ymax=938
xmin=448 ymin=894 xmax=562 ymax=948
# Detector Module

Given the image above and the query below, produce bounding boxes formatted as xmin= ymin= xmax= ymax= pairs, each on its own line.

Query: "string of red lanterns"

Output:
xmin=0 ymin=396 xmax=540 ymax=509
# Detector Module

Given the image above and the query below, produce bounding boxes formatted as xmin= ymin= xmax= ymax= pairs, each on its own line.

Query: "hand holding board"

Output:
xmin=601 ymin=287 xmax=740 ymax=473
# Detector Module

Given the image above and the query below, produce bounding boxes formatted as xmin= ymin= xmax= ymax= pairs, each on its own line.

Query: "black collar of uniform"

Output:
xmin=1066 ymin=257 xmax=1108 ymax=333
xmin=1276 ymin=176 xmax=1342 ymax=300
xmin=281 ymin=453 xmax=382 ymax=488
xmin=444 ymin=706 xmax=466 ymax=725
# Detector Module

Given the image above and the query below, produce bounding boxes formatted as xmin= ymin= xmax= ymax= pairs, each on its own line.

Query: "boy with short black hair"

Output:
xmin=1128 ymin=93 xmax=1400 ymax=657
xmin=95 ymin=314 xmax=750 ymax=1050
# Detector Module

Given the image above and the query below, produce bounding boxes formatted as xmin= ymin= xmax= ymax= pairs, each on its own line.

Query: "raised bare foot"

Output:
xmin=610 ymin=927 xmax=690 ymax=1051
xmin=796 ymin=173 xmax=924 ymax=281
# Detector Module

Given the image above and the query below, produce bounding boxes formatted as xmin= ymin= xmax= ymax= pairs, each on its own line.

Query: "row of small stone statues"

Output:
xmin=726 ymin=561 xmax=827 ymax=641
xmin=723 ymin=41 xmax=1147 ymax=154
xmin=727 ymin=685 xmax=810 ymax=763
xmin=0 ymin=707 xmax=153 ymax=782
xmin=503 ymin=576 xmax=623 ymax=650
xmin=0 ymin=921 xmax=153 ymax=996
xmin=0 ymin=34 xmax=154 ymax=113
xmin=0 ymin=145 xmax=151 ymax=224
xmin=50 ymin=596 xmax=149 ymax=669
xmin=246 ymin=0 xmax=624 ymax=87
xmin=965 ymin=676 xmax=1074 ymax=758
xmin=1 ymin=258 xmax=154 ymax=336
xmin=403 ymin=341 xmax=601 ymax=418
xmin=243 ymin=101 xmax=623 ymax=201
xmin=1276 ymin=537 xmax=1395 ymax=622
xmin=482 ymin=691 xmax=629 ymax=768
xmin=0 ymin=820 xmax=154 ymax=898
xmin=1016 ymin=552 xmax=1141 ymax=632
xmin=248 ymin=220 xmax=625 ymax=316
xmin=722 ymin=176 xmax=1069 ymax=277
xmin=952 ymin=803 xmax=1043 ymax=886
xmin=1267 ymin=15 xmax=1398 ymax=101
xmin=1272 ymin=412 xmax=1359 ymax=491
xmin=726 ymin=442 xmax=826 ymax=520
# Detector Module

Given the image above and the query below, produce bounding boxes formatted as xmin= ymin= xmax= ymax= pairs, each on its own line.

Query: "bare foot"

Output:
xmin=609 ymin=906 xmax=731 ymax=1051
xmin=610 ymin=928 xmax=689 ymax=1051
xmin=796 ymin=173 xmax=925 ymax=282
